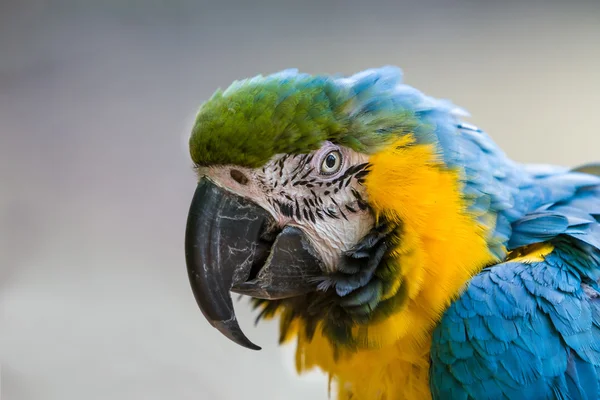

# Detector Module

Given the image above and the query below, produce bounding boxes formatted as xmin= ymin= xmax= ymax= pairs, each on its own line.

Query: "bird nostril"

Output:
xmin=230 ymin=169 xmax=249 ymax=185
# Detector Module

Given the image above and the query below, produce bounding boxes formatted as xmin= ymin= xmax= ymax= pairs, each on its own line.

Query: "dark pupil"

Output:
xmin=325 ymin=154 xmax=337 ymax=168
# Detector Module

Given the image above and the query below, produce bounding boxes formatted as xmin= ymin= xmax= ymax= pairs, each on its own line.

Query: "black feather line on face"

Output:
xmin=295 ymin=198 xmax=302 ymax=220
xmin=355 ymin=170 xmax=370 ymax=180
xmin=324 ymin=208 xmax=338 ymax=219
xmin=305 ymin=154 xmax=315 ymax=166
xmin=350 ymin=188 xmax=362 ymax=201
xmin=290 ymin=170 xmax=302 ymax=182
xmin=300 ymin=168 xmax=314 ymax=180
xmin=289 ymin=154 xmax=311 ymax=175
xmin=308 ymin=209 xmax=316 ymax=223
xmin=315 ymin=208 xmax=324 ymax=220
xmin=329 ymin=197 xmax=339 ymax=207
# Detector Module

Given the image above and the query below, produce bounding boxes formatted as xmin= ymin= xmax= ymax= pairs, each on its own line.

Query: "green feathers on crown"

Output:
xmin=189 ymin=68 xmax=419 ymax=168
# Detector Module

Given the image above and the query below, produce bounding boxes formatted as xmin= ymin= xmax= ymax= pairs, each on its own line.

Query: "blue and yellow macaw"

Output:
xmin=184 ymin=66 xmax=600 ymax=399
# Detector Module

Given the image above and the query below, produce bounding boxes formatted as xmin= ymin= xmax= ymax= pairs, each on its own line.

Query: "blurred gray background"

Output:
xmin=1 ymin=0 xmax=599 ymax=399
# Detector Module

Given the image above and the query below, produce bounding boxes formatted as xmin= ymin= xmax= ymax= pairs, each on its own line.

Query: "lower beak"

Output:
xmin=185 ymin=178 xmax=323 ymax=350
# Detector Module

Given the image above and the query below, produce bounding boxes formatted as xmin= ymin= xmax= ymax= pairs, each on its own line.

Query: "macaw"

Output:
xmin=184 ymin=66 xmax=600 ymax=400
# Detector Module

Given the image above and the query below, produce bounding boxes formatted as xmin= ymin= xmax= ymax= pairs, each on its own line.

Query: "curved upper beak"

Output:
xmin=185 ymin=178 xmax=323 ymax=350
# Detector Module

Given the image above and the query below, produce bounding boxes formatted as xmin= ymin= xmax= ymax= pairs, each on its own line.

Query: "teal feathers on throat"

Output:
xmin=189 ymin=68 xmax=419 ymax=167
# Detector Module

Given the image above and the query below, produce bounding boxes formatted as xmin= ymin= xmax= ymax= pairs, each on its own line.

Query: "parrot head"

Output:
xmin=185 ymin=67 xmax=499 ymax=352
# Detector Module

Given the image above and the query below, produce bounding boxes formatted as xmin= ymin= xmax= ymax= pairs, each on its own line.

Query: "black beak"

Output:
xmin=185 ymin=178 xmax=323 ymax=350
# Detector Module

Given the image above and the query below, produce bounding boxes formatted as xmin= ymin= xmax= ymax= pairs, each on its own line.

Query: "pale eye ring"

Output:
xmin=320 ymin=150 xmax=343 ymax=175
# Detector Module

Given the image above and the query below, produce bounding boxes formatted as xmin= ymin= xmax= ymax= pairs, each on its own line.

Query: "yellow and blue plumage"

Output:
xmin=183 ymin=66 xmax=600 ymax=399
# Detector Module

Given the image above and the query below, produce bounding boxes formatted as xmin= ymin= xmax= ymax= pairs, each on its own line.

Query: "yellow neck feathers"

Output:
xmin=289 ymin=136 xmax=498 ymax=400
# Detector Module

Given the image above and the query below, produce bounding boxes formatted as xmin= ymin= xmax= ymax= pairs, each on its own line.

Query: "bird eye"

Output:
xmin=320 ymin=150 xmax=342 ymax=175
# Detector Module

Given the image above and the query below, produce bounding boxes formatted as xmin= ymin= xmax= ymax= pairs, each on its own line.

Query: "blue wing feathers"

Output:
xmin=431 ymin=170 xmax=600 ymax=400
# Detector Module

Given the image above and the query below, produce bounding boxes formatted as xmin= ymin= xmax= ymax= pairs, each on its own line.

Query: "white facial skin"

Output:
xmin=196 ymin=142 xmax=375 ymax=272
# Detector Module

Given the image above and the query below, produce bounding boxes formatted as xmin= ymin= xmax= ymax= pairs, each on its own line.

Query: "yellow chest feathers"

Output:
xmin=291 ymin=322 xmax=433 ymax=400
xmin=282 ymin=137 xmax=499 ymax=399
